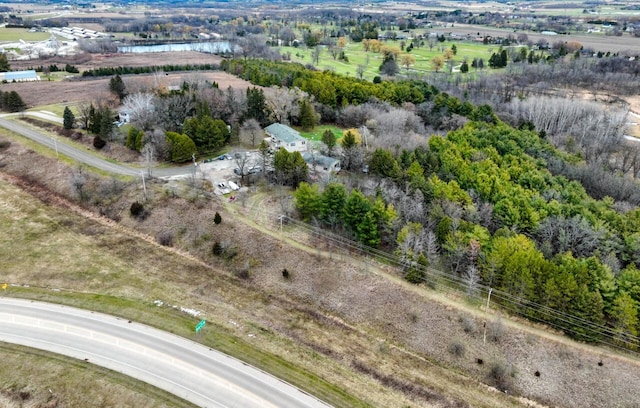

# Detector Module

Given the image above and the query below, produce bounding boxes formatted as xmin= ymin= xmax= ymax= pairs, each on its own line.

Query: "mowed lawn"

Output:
xmin=0 ymin=27 xmax=51 ymax=42
xmin=280 ymin=39 xmax=518 ymax=79
xmin=295 ymin=124 xmax=344 ymax=143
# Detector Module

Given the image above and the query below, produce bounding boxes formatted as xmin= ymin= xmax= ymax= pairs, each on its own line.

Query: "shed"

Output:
xmin=303 ymin=152 xmax=341 ymax=174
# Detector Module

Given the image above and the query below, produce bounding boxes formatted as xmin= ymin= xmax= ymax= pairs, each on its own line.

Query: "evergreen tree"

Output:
xmin=344 ymin=190 xmax=371 ymax=232
xmin=321 ymin=129 xmax=337 ymax=156
xmin=0 ymin=54 xmax=10 ymax=72
xmin=460 ymin=60 xmax=469 ymax=73
xmin=611 ymin=292 xmax=639 ymax=349
xmin=183 ymin=115 xmax=230 ymax=154
xmin=165 ymin=131 xmax=197 ymax=163
xmin=369 ymin=148 xmax=402 ymax=180
xmin=320 ymin=183 xmax=347 ymax=227
xmin=109 ymin=74 xmax=127 ymax=101
xmin=214 ymin=212 xmax=222 ymax=225
xmin=4 ymin=91 xmax=26 ymax=112
xmin=126 ymin=127 xmax=144 ymax=151
xmin=357 ymin=211 xmax=381 ymax=247
xmin=294 ymin=182 xmax=322 ymax=221
xmin=298 ymin=98 xmax=317 ymax=131
xmin=246 ymin=87 xmax=268 ymax=126
xmin=98 ymin=106 xmax=114 ymax=141
xmin=63 ymin=106 xmax=75 ymax=129
xmin=341 ymin=130 xmax=357 ymax=149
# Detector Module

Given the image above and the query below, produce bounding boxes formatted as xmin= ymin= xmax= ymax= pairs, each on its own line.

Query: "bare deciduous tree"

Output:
xmin=123 ymin=92 xmax=155 ymax=131
xmin=265 ymin=86 xmax=304 ymax=125
xmin=239 ymin=119 xmax=263 ymax=147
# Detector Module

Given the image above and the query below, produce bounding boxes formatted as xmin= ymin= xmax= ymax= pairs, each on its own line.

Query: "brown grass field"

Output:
xmin=2 ymin=52 xmax=248 ymax=108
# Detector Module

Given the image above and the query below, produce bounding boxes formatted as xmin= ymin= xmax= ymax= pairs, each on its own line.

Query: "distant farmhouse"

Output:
xmin=265 ymin=123 xmax=308 ymax=153
xmin=0 ymin=70 xmax=39 ymax=82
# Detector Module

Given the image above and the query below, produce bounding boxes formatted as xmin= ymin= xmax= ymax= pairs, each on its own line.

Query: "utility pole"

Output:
xmin=191 ymin=153 xmax=197 ymax=184
xmin=53 ymin=138 xmax=58 ymax=158
xmin=483 ymin=287 xmax=493 ymax=345
xmin=140 ymin=171 xmax=147 ymax=201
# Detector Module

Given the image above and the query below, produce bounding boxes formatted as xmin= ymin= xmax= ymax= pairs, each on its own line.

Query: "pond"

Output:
xmin=117 ymin=41 xmax=236 ymax=54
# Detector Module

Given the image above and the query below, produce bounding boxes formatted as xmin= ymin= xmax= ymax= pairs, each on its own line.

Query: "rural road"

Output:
xmin=0 ymin=298 xmax=332 ymax=408
xmin=0 ymin=115 xmax=193 ymax=178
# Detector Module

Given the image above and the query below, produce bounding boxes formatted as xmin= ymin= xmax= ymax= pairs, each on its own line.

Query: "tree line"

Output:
xmin=81 ymin=63 xmax=219 ymax=77
xmin=292 ymin=119 xmax=640 ymax=349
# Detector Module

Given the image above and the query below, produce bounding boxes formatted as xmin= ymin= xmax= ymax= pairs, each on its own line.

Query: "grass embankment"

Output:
xmin=0 ymin=342 xmax=197 ymax=408
xmin=0 ymin=178 xmax=368 ymax=408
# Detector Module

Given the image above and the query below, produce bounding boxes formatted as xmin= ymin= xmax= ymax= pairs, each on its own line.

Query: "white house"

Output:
xmin=264 ymin=123 xmax=308 ymax=153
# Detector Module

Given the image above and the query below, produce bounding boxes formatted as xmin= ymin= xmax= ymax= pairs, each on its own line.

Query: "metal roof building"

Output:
xmin=0 ymin=70 xmax=39 ymax=82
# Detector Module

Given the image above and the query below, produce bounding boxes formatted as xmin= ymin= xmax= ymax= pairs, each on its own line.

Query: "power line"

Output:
xmin=246 ymin=204 xmax=640 ymax=355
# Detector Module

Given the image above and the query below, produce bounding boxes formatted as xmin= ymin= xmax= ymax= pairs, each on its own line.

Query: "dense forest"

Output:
xmin=216 ymin=59 xmax=640 ymax=349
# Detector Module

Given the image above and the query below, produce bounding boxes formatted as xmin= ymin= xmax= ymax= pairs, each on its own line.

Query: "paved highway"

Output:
xmin=0 ymin=116 xmax=193 ymax=178
xmin=0 ymin=298 xmax=332 ymax=408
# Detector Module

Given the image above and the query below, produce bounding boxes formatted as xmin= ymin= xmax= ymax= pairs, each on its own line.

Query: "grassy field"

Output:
xmin=0 ymin=177 xmax=370 ymax=408
xmin=280 ymin=39 xmax=513 ymax=80
xmin=296 ymin=124 xmax=344 ymax=143
xmin=0 ymin=27 xmax=51 ymax=42
xmin=0 ymin=342 xmax=198 ymax=408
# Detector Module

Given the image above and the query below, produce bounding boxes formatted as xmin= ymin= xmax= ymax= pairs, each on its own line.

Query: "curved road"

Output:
xmin=0 ymin=298 xmax=332 ymax=408
xmin=0 ymin=116 xmax=192 ymax=178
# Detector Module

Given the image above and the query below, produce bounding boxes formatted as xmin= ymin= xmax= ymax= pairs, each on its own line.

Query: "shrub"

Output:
xmin=282 ymin=268 xmax=290 ymax=279
xmin=214 ymin=212 xmax=222 ymax=225
xmin=129 ymin=201 xmax=147 ymax=220
xmin=488 ymin=318 xmax=505 ymax=343
xmin=156 ymin=230 xmax=174 ymax=246
xmin=212 ymin=241 xmax=224 ymax=256
xmin=93 ymin=136 xmax=106 ymax=149
xmin=460 ymin=316 xmax=477 ymax=334
xmin=405 ymin=266 xmax=425 ymax=284
xmin=448 ymin=341 xmax=466 ymax=357
xmin=236 ymin=262 xmax=250 ymax=279
xmin=488 ymin=361 xmax=516 ymax=393
xmin=0 ymin=139 xmax=10 ymax=149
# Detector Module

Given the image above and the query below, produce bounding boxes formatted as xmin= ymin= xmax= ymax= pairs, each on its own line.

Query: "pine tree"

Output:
xmin=109 ymin=74 xmax=127 ymax=101
xmin=298 ymin=99 xmax=316 ymax=131
xmin=5 ymin=91 xmax=26 ymax=112
xmin=63 ymin=106 xmax=75 ymax=129
xmin=0 ymin=53 xmax=10 ymax=72
xmin=321 ymin=129 xmax=336 ymax=156
xmin=246 ymin=87 xmax=267 ymax=126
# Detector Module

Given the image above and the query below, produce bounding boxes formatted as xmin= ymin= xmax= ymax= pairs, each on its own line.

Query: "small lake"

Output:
xmin=117 ymin=41 xmax=236 ymax=54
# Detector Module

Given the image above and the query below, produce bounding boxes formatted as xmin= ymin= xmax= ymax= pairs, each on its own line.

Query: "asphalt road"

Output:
xmin=0 ymin=116 xmax=193 ymax=178
xmin=0 ymin=298 xmax=332 ymax=408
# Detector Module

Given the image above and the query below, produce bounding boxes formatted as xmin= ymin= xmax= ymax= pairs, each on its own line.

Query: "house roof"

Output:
xmin=302 ymin=152 xmax=340 ymax=168
xmin=265 ymin=123 xmax=306 ymax=144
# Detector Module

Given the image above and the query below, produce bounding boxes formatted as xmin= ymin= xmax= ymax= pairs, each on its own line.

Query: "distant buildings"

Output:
xmin=0 ymin=70 xmax=39 ymax=82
